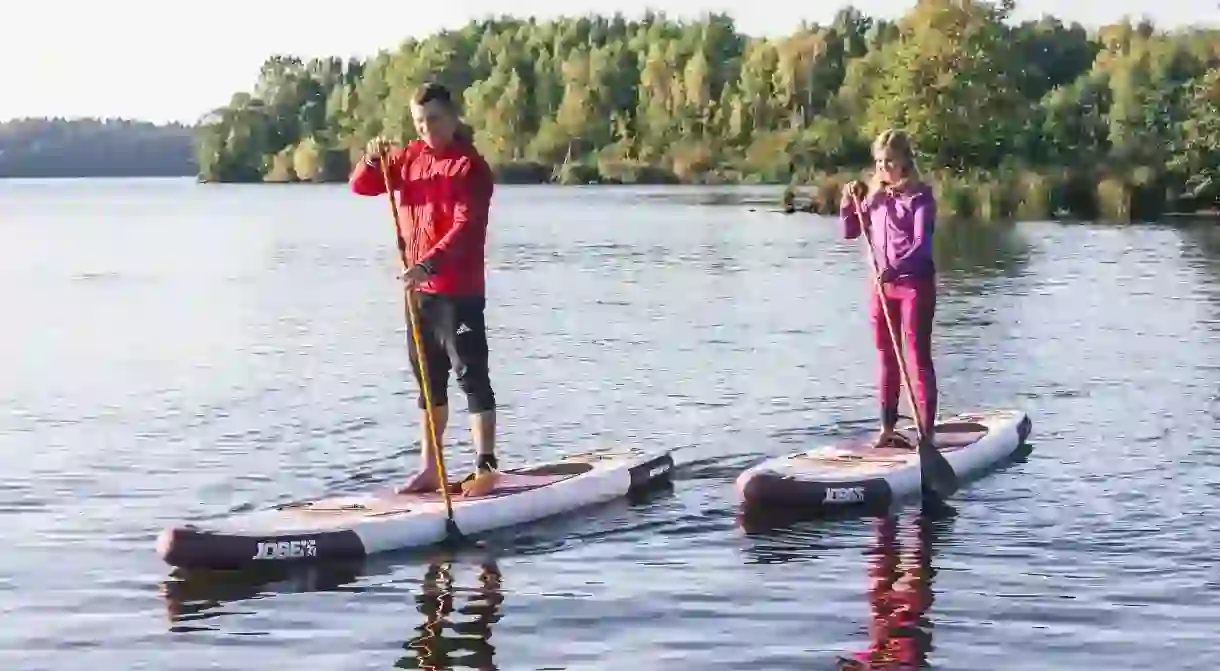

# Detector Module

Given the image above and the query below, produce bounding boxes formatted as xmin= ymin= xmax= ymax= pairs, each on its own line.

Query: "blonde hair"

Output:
xmin=871 ymin=129 xmax=921 ymax=189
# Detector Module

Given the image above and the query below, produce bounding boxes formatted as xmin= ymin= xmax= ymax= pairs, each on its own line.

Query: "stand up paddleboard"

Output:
xmin=736 ymin=409 xmax=1032 ymax=511
xmin=158 ymin=447 xmax=673 ymax=570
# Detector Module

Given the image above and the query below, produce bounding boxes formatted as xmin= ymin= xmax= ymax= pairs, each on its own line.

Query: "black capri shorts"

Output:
xmin=406 ymin=292 xmax=496 ymax=414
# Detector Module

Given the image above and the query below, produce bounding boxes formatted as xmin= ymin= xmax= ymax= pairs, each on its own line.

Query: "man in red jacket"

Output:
xmin=349 ymin=82 xmax=498 ymax=496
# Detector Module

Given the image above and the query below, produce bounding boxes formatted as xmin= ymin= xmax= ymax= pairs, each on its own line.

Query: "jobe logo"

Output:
xmin=252 ymin=538 xmax=318 ymax=560
xmin=647 ymin=463 xmax=670 ymax=479
xmin=823 ymin=486 xmax=866 ymax=504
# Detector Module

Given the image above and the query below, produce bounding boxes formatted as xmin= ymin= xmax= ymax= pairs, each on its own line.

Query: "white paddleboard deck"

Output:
xmin=159 ymin=447 xmax=674 ymax=569
xmin=736 ymin=409 xmax=1032 ymax=510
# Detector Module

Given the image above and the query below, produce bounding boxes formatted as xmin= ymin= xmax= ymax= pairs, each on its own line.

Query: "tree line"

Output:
xmin=195 ymin=2 xmax=1220 ymax=220
xmin=0 ymin=118 xmax=196 ymax=178
xmin=11 ymin=1 xmax=1220 ymax=222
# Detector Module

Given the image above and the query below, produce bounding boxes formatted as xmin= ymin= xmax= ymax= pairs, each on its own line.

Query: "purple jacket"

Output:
xmin=840 ymin=183 xmax=937 ymax=281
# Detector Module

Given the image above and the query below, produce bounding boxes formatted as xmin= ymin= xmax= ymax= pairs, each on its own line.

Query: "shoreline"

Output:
xmin=5 ymin=172 xmax=1215 ymax=224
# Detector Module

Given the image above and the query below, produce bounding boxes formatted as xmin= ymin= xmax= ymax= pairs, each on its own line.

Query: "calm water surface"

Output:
xmin=1 ymin=178 xmax=1218 ymax=670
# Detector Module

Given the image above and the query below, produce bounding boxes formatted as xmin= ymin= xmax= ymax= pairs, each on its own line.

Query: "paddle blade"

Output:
xmin=918 ymin=439 xmax=960 ymax=499
xmin=442 ymin=518 xmax=465 ymax=544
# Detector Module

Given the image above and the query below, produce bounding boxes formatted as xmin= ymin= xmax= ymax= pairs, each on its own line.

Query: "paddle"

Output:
xmin=850 ymin=192 xmax=959 ymax=502
xmin=377 ymin=148 xmax=464 ymax=543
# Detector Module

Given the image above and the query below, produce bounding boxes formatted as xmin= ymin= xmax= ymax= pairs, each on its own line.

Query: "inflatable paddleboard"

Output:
xmin=736 ymin=409 xmax=1032 ymax=511
xmin=158 ymin=447 xmax=673 ymax=570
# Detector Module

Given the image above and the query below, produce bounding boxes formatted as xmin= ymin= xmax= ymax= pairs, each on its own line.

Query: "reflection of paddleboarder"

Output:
xmin=160 ymin=555 xmax=505 ymax=670
xmin=401 ymin=559 xmax=504 ymax=671
xmin=837 ymin=514 xmax=937 ymax=670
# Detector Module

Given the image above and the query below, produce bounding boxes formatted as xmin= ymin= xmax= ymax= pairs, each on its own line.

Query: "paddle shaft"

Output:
xmin=378 ymin=151 xmax=458 ymax=525
xmin=851 ymin=193 xmax=934 ymax=446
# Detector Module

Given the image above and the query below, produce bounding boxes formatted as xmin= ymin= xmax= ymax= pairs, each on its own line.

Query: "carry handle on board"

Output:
xmin=378 ymin=149 xmax=464 ymax=542
xmin=851 ymin=192 xmax=959 ymax=501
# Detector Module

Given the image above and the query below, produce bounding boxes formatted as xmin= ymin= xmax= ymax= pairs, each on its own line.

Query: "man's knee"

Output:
xmin=456 ymin=370 xmax=495 ymax=413
xmin=449 ymin=297 xmax=494 ymax=413
xmin=413 ymin=358 xmax=450 ymax=410
xmin=417 ymin=384 xmax=449 ymax=410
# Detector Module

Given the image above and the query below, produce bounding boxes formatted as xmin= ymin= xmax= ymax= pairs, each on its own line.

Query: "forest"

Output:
xmin=0 ymin=118 xmax=196 ymax=178
xmin=35 ymin=1 xmax=1220 ymax=221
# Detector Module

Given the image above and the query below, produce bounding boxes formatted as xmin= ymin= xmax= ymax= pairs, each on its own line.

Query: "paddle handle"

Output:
xmin=851 ymin=193 xmax=931 ymax=444
xmin=378 ymin=152 xmax=457 ymax=519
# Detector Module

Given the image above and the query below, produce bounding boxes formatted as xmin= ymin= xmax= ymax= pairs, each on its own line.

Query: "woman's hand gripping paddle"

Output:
xmin=377 ymin=149 xmax=465 ymax=544
xmin=851 ymin=194 xmax=960 ymax=502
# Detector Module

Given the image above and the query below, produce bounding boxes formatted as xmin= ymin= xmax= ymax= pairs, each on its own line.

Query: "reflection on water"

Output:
xmin=740 ymin=507 xmax=956 ymax=671
xmin=161 ymin=559 xmax=369 ymax=631
xmin=399 ymin=561 xmax=503 ymax=670
xmin=162 ymin=552 xmax=506 ymax=670
xmin=932 ymin=219 xmax=1031 ymax=282
xmin=837 ymin=513 xmax=945 ymax=671
xmin=1175 ymin=219 xmax=1220 ymax=280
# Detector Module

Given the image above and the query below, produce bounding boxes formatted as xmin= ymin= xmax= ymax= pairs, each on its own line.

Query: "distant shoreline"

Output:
xmin=0 ymin=117 xmax=197 ymax=179
xmin=5 ymin=171 xmax=1218 ymax=223
xmin=0 ymin=172 xmax=197 ymax=179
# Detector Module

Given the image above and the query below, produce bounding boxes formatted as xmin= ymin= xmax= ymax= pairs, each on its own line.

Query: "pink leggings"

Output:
xmin=870 ymin=277 xmax=937 ymax=433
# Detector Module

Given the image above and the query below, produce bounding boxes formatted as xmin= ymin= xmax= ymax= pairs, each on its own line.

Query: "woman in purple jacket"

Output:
xmin=840 ymin=129 xmax=938 ymax=450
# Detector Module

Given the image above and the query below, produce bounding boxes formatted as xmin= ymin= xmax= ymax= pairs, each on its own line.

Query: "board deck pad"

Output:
xmin=269 ymin=463 xmax=595 ymax=523
xmin=282 ymin=474 xmax=581 ymax=511
xmin=792 ymin=421 xmax=991 ymax=474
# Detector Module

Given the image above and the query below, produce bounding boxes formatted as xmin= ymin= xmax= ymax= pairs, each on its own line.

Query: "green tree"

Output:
xmin=862 ymin=0 xmax=1025 ymax=169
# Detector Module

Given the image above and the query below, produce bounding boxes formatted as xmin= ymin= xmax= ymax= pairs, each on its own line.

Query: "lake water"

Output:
xmin=2 ymin=178 xmax=1218 ymax=670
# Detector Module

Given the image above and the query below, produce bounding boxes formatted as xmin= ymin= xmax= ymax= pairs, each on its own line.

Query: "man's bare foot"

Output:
xmin=460 ymin=470 xmax=499 ymax=497
xmin=460 ymin=453 xmax=500 ymax=497
xmin=394 ymin=468 xmax=442 ymax=495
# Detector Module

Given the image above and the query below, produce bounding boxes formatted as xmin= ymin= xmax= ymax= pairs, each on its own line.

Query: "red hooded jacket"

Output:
xmin=349 ymin=136 xmax=494 ymax=297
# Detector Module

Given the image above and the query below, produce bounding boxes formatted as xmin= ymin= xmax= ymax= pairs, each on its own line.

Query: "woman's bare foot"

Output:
xmin=873 ymin=428 xmax=897 ymax=448
xmin=394 ymin=467 xmax=442 ymax=495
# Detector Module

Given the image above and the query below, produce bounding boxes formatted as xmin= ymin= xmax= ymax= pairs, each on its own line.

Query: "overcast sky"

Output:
xmin=5 ymin=0 xmax=1216 ymax=124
